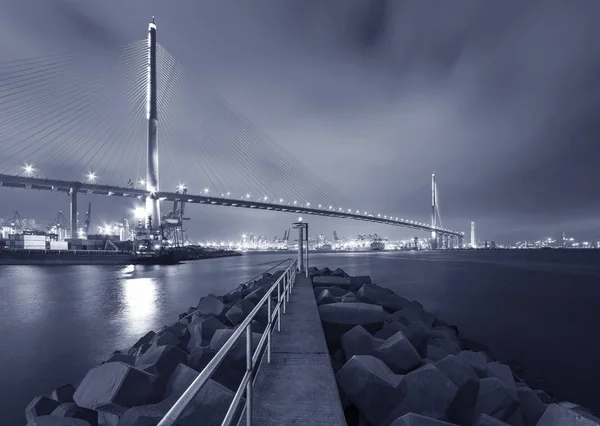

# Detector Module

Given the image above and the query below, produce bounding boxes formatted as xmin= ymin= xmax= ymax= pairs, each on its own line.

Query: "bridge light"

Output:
xmin=339 ymin=208 xmax=342 ymax=211
xmin=279 ymin=198 xmax=284 ymax=203
xmin=177 ymin=184 xmax=185 ymax=192
xmin=139 ymin=179 xmax=146 ymax=186
xmin=298 ymin=216 xmax=303 ymax=222
xmin=395 ymin=217 xmax=398 ymax=220
xmin=23 ymin=164 xmax=35 ymax=176
xmin=377 ymin=214 xmax=381 ymax=218
xmin=226 ymin=192 xmax=231 ymax=197
xmin=318 ymin=204 xmax=322 ymax=208
xmin=329 ymin=206 xmax=333 ymax=210
xmin=203 ymin=188 xmax=210 ymax=194
xmin=384 ymin=215 xmax=387 ymax=219
xmin=133 ymin=206 xmax=146 ymax=220
xmin=306 ymin=202 xmax=310 ymax=207
xmin=264 ymin=196 xmax=268 ymax=201
xmin=293 ymin=200 xmax=297 ymax=205
xmin=87 ymin=172 xmax=97 ymax=183
xmin=246 ymin=193 xmax=250 ymax=199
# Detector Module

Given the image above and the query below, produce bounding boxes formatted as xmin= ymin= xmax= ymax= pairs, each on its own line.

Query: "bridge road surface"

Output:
xmin=251 ymin=274 xmax=347 ymax=425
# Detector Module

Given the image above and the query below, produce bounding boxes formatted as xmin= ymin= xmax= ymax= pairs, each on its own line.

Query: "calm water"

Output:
xmin=1 ymin=250 xmax=600 ymax=423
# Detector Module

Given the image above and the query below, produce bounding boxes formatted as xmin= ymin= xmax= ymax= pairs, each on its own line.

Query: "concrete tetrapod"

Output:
xmin=388 ymin=413 xmax=457 ymax=425
xmin=25 ymin=396 xmax=61 ymax=422
xmin=336 ymin=355 xmax=406 ymax=426
xmin=473 ymin=377 xmax=520 ymax=422
xmin=475 ymin=413 xmax=511 ymax=425
xmin=135 ymin=344 xmax=188 ymax=378
xmin=26 ymin=416 xmax=92 ymax=426
xmin=340 ymin=325 xmax=384 ymax=360
xmin=536 ymin=403 xmax=600 ymax=426
xmin=371 ymin=330 xmax=423 ymax=374
xmin=49 ymin=384 xmax=76 ymax=403
xmin=516 ymin=387 xmax=547 ymax=425
xmin=435 ymin=355 xmax=481 ymax=425
xmin=357 ymin=283 xmax=412 ymax=313
xmin=73 ymin=362 xmax=160 ymax=415
xmin=50 ymin=402 xmax=98 ymax=424
xmin=382 ymin=364 xmax=458 ymax=425
xmin=196 ymin=294 xmax=225 ymax=317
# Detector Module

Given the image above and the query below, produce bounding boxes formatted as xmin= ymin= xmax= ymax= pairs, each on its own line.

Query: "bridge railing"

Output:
xmin=157 ymin=257 xmax=298 ymax=426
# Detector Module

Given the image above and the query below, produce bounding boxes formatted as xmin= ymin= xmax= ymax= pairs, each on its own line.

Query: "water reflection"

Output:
xmin=121 ymin=277 xmax=158 ymax=338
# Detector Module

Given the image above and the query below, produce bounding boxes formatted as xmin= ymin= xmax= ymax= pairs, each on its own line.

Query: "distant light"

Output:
xmin=23 ymin=164 xmax=35 ymax=176
xmin=246 ymin=193 xmax=251 ymax=199
xmin=279 ymin=198 xmax=284 ymax=203
xmin=306 ymin=202 xmax=310 ymax=207
xmin=377 ymin=214 xmax=381 ymax=218
xmin=264 ymin=196 xmax=268 ymax=201
xmin=177 ymin=184 xmax=186 ymax=192
xmin=293 ymin=200 xmax=297 ymax=205
xmin=133 ymin=206 xmax=146 ymax=220
xmin=298 ymin=217 xmax=303 ymax=222
xmin=87 ymin=172 xmax=97 ymax=183
xmin=329 ymin=206 xmax=333 ymax=210
xmin=318 ymin=204 xmax=322 ymax=208
xmin=204 ymin=188 xmax=209 ymax=194
xmin=226 ymin=192 xmax=231 ymax=196
xmin=139 ymin=179 xmax=146 ymax=186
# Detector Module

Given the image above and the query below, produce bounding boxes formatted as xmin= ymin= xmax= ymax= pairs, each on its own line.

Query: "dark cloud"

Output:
xmin=1 ymin=1 xmax=600 ymax=243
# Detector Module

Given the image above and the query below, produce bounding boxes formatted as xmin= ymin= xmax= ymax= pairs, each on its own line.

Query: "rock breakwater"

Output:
xmin=310 ymin=266 xmax=600 ymax=426
xmin=23 ymin=269 xmax=285 ymax=426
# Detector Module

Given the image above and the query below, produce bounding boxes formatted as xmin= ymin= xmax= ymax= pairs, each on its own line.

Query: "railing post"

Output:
xmin=277 ymin=278 xmax=282 ymax=329
xmin=282 ymin=273 xmax=287 ymax=314
xmin=245 ymin=324 xmax=253 ymax=426
xmin=267 ymin=291 xmax=271 ymax=363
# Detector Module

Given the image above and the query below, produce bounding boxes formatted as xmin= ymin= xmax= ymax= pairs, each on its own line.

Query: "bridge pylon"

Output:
xmin=431 ymin=173 xmax=438 ymax=250
xmin=145 ymin=17 xmax=160 ymax=229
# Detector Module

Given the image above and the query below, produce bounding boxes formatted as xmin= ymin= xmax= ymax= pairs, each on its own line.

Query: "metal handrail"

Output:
xmin=176 ymin=257 xmax=294 ymax=324
xmin=157 ymin=258 xmax=298 ymax=426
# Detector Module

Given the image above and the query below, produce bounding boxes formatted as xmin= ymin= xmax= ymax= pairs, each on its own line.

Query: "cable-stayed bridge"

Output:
xmin=0 ymin=20 xmax=464 ymax=247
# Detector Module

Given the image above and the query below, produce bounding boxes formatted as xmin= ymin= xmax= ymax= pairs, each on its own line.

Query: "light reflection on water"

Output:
xmin=121 ymin=277 xmax=158 ymax=338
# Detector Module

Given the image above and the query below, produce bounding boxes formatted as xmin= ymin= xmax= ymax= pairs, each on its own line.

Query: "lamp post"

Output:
xmin=293 ymin=218 xmax=309 ymax=277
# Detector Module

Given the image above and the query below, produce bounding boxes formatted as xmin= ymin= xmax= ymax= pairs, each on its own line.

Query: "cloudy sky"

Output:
xmin=1 ymin=0 xmax=599 ymax=243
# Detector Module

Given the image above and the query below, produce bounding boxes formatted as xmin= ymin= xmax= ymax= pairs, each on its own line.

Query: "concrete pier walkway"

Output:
xmin=252 ymin=274 xmax=346 ymax=425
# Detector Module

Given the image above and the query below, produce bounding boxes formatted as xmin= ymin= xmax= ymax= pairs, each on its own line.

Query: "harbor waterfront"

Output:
xmin=2 ymin=250 xmax=600 ymax=424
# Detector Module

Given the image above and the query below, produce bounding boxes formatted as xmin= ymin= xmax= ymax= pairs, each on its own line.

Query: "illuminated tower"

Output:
xmin=431 ymin=173 xmax=437 ymax=249
xmin=470 ymin=221 xmax=476 ymax=248
xmin=145 ymin=17 xmax=160 ymax=228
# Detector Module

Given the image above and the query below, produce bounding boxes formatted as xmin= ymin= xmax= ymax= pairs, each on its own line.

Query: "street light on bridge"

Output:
xmin=177 ymin=184 xmax=186 ymax=192
xmin=23 ymin=164 xmax=35 ymax=176
xmin=87 ymin=172 xmax=97 ymax=183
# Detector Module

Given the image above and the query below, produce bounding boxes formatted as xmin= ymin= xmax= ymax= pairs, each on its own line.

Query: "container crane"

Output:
xmin=84 ymin=202 xmax=92 ymax=238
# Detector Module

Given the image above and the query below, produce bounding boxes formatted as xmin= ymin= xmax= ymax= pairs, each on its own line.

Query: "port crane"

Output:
xmin=162 ymin=187 xmax=189 ymax=246
xmin=84 ymin=202 xmax=92 ymax=238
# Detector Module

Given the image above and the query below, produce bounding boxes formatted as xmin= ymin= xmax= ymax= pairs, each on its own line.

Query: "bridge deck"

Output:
xmin=251 ymin=274 xmax=346 ymax=425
